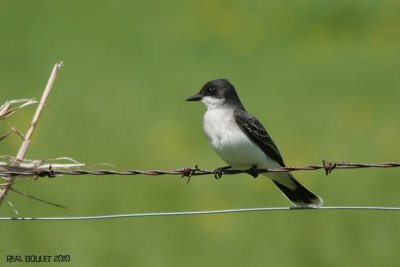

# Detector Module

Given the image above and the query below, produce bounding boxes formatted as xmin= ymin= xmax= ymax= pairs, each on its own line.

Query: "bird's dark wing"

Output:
xmin=233 ymin=109 xmax=285 ymax=166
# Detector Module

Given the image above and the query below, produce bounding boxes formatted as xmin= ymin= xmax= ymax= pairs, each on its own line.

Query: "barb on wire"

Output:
xmin=1 ymin=160 xmax=400 ymax=180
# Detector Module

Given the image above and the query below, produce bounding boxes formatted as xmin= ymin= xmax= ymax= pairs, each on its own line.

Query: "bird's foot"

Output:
xmin=248 ymin=165 xmax=259 ymax=178
xmin=213 ymin=166 xmax=231 ymax=179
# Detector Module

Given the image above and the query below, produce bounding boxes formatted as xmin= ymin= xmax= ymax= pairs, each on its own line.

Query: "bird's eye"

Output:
xmin=207 ymin=87 xmax=215 ymax=95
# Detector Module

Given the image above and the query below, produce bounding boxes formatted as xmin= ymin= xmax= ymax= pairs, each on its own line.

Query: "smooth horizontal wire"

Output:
xmin=1 ymin=206 xmax=400 ymax=221
xmin=1 ymin=161 xmax=400 ymax=178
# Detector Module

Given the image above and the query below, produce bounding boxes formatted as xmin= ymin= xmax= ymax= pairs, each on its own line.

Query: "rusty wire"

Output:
xmin=1 ymin=160 xmax=400 ymax=181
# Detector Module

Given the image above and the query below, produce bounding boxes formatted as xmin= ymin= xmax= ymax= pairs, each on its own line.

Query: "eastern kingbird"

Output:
xmin=186 ymin=79 xmax=323 ymax=207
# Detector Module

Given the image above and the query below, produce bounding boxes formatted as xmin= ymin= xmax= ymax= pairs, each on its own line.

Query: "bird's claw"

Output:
xmin=249 ymin=165 xmax=259 ymax=178
xmin=213 ymin=168 xmax=224 ymax=179
xmin=213 ymin=166 xmax=231 ymax=179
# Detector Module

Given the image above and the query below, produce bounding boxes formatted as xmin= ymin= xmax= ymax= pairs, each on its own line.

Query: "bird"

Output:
xmin=186 ymin=79 xmax=323 ymax=208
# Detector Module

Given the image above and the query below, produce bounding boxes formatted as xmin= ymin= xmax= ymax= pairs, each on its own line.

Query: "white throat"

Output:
xmin=201 ymin=96 xmax=225 ymax=111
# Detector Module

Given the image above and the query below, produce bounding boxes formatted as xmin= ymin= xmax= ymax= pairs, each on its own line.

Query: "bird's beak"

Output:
xmin=185 ymin=94 xmax=202 ymax=102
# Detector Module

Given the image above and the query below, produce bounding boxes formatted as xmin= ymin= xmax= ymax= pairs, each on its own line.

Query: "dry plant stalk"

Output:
xmin=0 ymin=62 xmax=63 ymax=206
xmin=0 ymin=99 xmax=37 ymax=141
xmin=0 ymin=99 xmax=37 ymax=121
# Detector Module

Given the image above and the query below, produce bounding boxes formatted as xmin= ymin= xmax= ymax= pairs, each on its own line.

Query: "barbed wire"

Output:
xmin=1 ymin=206 xmax=400 ymax=221
xmin=2 ymin=160 xmax=400 ymax=219
xmin=1 ymin=161 xmax=400 ymax=181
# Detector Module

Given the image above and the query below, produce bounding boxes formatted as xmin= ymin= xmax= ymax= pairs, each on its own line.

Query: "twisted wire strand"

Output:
xmin=1 ymin=161 xmax=400 ymax=178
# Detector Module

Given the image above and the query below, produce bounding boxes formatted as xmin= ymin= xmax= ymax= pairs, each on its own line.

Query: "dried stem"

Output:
xmin=0 ymin=62 xmax=63 ymax=206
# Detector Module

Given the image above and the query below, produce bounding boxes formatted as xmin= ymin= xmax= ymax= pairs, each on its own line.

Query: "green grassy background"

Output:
xmin=1 ymin=0 xmax=400 ymax=266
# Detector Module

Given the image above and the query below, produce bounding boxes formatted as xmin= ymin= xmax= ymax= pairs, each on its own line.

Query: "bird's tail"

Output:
xmin=268 ymin=173 xmax=323 ymax=208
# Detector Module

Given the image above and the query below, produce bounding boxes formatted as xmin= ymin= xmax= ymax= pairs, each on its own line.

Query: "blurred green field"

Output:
xmin=1 ymin=0 xmax=400 ymax=266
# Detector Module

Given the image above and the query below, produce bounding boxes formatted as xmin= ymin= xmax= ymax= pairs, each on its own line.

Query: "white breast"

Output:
xmin=203 ymin=108 xmax=279 ymax=169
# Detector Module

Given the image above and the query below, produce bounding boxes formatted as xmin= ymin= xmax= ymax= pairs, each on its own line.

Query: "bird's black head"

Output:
xmin=186 ymin=79 xmax=243 ymax=109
